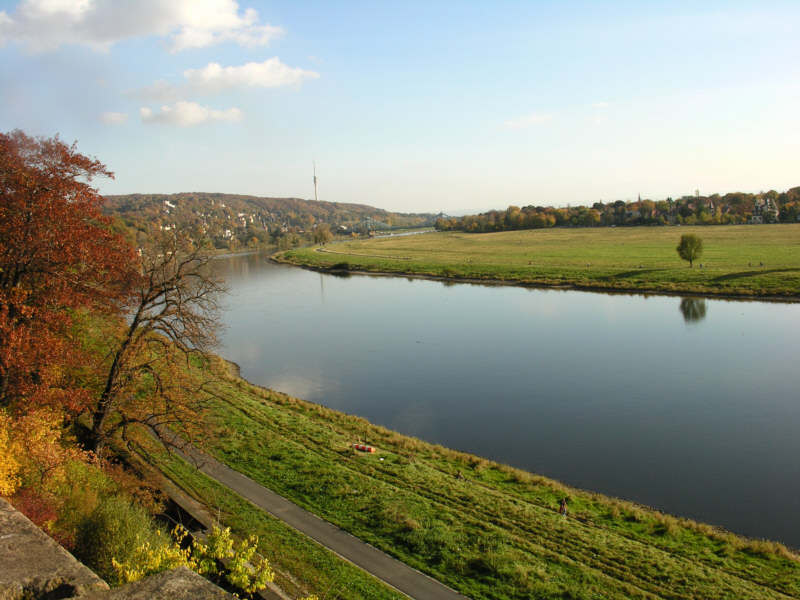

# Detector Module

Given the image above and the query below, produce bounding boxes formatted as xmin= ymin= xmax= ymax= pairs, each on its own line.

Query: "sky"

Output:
xmin=1 ymin=0 xmax=798 ymax=215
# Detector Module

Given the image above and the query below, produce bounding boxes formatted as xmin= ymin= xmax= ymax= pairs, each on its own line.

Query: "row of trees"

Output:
xmin=436 ymin=189 xmax=800 ymax=233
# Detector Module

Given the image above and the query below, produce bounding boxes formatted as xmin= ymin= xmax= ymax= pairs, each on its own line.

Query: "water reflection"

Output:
xmin=679 ymin=297 xmax=708 ymax=323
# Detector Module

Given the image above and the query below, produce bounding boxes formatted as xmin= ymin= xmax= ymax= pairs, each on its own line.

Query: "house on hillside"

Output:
xmin=749 ymin=198 xmax=779 ymax=223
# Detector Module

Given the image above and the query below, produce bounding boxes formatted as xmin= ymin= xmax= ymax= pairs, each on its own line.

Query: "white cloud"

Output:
xmin=99 ymin=111 xmax=128 ymax=124
xmin=140 ymin=101 xmax=244 ymax=126
xmin=500 ymin=113 xmax=552 ymax=131
xmin=0 ymin=0 xmax=283 ymax=53
xmin=185 ymin=58 xmax=320 ymax=93
xmin=169 ymin=4 xmax=283 ymax=52
xmin=137 ymin=58 xmax=320 ymax=102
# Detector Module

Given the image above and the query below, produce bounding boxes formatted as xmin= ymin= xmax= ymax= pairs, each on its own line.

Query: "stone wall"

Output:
xmin=0 ymin=498 xmax=234 ymax=600
xmin=0 ymin=497 xmax=107 ymax=600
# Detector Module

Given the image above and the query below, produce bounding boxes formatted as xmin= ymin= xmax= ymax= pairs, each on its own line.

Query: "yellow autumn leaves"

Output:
xmin=0 ymin=408 xmax=88 ymax=497
xmin=112 ymin=523 xmax=274 ymax=596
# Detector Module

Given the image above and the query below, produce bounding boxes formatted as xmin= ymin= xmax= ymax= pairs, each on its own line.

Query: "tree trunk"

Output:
xmin=89 ymin=315 xmax=140 ymax=455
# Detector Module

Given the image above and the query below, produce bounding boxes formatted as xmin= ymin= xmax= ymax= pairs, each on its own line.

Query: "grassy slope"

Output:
xmin=154 ymin=453 xmax=402 ymax=600
xmin=277 ymin=225 xmax=800 ymax=298
xmin=151 ymin=357 xmax=800 ymax=600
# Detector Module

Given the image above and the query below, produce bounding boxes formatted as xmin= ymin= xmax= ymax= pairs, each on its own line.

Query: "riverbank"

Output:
xmin=274 ymin=225 xmax=800 ymax=300
xmin=147 ymin=354 xmax=799 ymax=600
xmin=277 ymin=256 xmax=800 ymax=303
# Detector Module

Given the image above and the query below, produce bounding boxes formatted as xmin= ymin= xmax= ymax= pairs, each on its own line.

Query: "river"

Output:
xmin=214 ymin=252 xmax=800 ymax=549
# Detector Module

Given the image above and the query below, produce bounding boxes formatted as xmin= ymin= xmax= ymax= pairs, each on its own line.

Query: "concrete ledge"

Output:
xmin=0 ymin=497 xmax=108 ymax=600
xmin=68 ymin=567 xmax=234 ymax=600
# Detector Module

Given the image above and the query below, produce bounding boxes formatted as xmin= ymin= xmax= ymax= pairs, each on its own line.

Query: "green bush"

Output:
xmin=52 ymin=460 xmax=115 ymax=536
xmin=74 ymin=495 xmax=167 ymax=586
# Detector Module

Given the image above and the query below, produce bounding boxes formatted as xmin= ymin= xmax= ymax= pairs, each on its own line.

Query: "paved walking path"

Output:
xmin=172 ymin=443 xmax=470 ymax=600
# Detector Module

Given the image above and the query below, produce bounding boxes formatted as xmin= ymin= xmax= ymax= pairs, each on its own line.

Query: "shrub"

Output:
xmin=75 ymin=495 xmax=166 ymax=586
xmin=10 ymin=457 xmax=118 ymax=550
xmin=112 ymin=524 xmax=190 ymax=585
xmin=10 ymin=487 xmax=60 ymax=540
xmin=191 ymin=523 xmax=274 ymax=594
xmin=51 ymin=460 xmax=115 ymax=537
xmin=112 ymin=522 xmax=275 ymax=595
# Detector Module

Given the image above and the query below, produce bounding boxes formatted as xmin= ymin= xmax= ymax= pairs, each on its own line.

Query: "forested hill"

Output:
xmin=103 ymin=192 xmax=437 ymax=250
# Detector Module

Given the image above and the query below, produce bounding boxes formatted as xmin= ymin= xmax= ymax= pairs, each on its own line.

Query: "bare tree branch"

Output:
xmin=89 ymin=231 xmax=228 ymax=455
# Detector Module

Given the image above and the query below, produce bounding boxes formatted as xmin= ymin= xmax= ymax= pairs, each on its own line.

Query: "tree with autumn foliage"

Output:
xmin=0 ymin=131 xmax=233 ymax=594
xmin=0 ymin=130 xmax=136 ymax=415
xmin=0 ymin=130 xmax=141 ymax=527
xmin=88 ymin=231 xmax=227 ymax=455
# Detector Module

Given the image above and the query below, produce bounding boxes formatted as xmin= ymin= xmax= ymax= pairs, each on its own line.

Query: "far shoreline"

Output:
xmin=271 ymin=254 xmax=800 ymax=304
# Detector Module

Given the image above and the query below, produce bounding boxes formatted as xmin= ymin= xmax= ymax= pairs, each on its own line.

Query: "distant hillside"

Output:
xmin=103 ymin=192 xmax=437 ymax=250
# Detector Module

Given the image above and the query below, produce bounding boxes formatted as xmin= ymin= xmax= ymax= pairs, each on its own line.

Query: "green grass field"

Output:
xmin=278 ymin=225 xmax=800 ymax=298
xmin=148 ymin=356 xmax=800 ymax=600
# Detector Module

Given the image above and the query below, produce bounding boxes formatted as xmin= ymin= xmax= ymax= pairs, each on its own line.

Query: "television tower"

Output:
xmin=313 ymin=160 xmax=319 ymax=202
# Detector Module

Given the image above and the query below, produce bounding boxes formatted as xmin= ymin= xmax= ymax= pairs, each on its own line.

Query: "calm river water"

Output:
xmin=214 ymin=252 xmax=800 ymax=548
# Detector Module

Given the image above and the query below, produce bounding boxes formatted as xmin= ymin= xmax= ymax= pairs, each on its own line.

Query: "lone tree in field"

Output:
xmin=676 ymin=233 xmax=703 ymax=268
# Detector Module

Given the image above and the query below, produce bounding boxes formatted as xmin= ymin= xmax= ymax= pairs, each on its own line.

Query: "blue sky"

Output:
xmin=1 ymin=1 xmax=798 ymax=215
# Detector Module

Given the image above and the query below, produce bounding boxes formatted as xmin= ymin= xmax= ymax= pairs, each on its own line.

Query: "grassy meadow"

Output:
xmin=278 ymin=225 xmax=800 ymax=298
xmin=145 ymin=356 xmax=800 ymax=600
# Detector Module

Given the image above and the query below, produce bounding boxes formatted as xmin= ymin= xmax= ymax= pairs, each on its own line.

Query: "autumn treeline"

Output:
xmin=436 ymin=188 xmax=800 ymax=233
xmin=0 ymin=130 xmax=231 ymax=586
